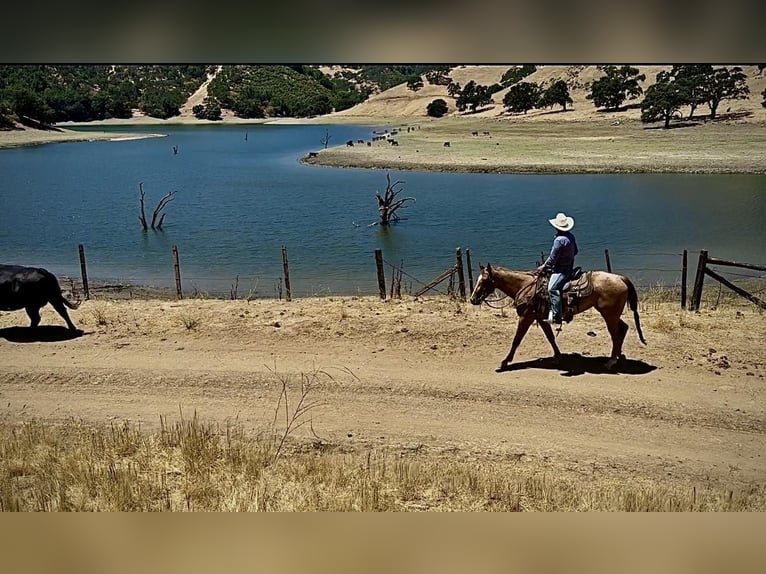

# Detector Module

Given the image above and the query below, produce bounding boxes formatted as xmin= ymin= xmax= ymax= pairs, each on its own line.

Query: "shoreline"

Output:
xmin=0 ymin=127 xmax=166 ymax=149
xmin=3 ymin=115 xmax=766 ymax=175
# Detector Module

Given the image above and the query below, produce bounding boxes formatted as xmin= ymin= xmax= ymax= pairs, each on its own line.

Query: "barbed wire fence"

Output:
xmin=66 ymin=243 xmax=766 ymax=311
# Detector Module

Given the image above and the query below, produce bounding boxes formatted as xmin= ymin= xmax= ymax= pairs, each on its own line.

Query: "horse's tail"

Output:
xmin=623 ymin=276 xmax=647 ymax=345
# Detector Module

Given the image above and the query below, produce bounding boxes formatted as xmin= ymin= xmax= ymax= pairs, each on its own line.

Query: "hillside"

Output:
xmin=329 ymin=65 xmax=766 ymax=124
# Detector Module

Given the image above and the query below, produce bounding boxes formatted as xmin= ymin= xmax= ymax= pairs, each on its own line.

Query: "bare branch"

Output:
xmin=138 ymin=183 xmax=148 ymax=230
xmin=150 ymin=191 xmax=176 ymax=229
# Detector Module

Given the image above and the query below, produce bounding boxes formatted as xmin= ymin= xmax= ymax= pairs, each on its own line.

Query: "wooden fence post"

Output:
xmin=389 ymin=263 xmax=396 ymax=300
xmin=604 ymin=249 xmax=612 ymax=273
xmin=690 ymin=249 xmax=708 ymax=311
xmin=78 ymin=244 xmax=90 ymax=300
xmin=374 ymin=249 xmax=386 ymax=300
xmin=455 ymin=247 xmax=466 ymax=301
xmin=281 ymin=245 xmax=292 ymax=302
xmin=681 ymin=249 xmax=688 ymax=309
xmin=172 ymin=244 xmax=183 ymax=299
xmin=465 ymin=248 xmax=474 ymax=291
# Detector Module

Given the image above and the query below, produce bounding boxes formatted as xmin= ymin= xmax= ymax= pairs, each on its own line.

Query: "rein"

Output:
xmin=478 ymin=271 xmax=539 ymax=310
xmin=482 ymin=290 xmax=512 ymax=309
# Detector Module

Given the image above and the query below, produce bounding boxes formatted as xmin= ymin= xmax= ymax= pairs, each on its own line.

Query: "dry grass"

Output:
xmin=1 ymin=412 xmax=763 ymax=512
xmin=309 ymin=120 xmax=766 ymax=174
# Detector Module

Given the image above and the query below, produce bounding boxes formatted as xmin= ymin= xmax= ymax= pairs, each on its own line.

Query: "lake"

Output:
xmin=1 ymin=124 xmax=764 ymax=297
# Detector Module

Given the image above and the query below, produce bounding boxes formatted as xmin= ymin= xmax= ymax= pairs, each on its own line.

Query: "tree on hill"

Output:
xmin=538 ymin=79 xmax=572 ymax=111
xmin=426 ymin=98 xmax=449 ymax=117
xmin=701 ymin=66 xmax=749 ymax=119
xmin=762 ymin=88 xmax=766 ymax=108
xmin=587 ymin=65 xmax=646 ymax=111
xmin=640 ymin=71 xmax=688 ymax=128
xmin=447 ymin=82 xmax=462 ymax=97
xmin=503 ymin=82 xmax=541 ymax=114
xmin=500 ymin=65 xmax=536 ymax=87
xmin=357 ymin=66 xmax=433 ymax=91
xmin=669 ymin=65 xmax=711 ymax=120
xmin=455 ymin=81 xmax=492 ymax=113
xmin=207 ymin=66 xmax=343 ymax=118
xmin=425 ymin=67 xmax=452 ymax=86
xmin=406 ymin=74 xmax=424 ymax=92
xmin=139 ymin=87 xmax=184 ymax=119
xmin=192 ymin=97 xmax=222 ymax=121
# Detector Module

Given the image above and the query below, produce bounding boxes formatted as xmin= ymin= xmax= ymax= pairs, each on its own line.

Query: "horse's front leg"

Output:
xmin=500 ymin=315 xmax=535 ymax=370
xmin=537 ymin=320 xmax=562 ymax=360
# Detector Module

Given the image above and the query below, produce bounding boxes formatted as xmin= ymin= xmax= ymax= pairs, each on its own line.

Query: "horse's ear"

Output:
xmin=486 ymin=263 xmax=493 ymax=276
xmin=479 ymin=264 xmax=485 ymax=271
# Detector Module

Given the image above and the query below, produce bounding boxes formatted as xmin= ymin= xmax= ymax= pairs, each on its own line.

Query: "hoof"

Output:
xmin=605 ymin=358 xmax=619 ymax=371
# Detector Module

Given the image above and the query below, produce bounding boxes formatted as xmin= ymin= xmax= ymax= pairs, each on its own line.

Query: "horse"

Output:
xmin=469 ymin=264 xmax=646 ymax=371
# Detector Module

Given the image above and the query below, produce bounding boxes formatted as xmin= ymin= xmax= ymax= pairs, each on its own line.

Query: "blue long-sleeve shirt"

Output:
xmin=544 ymin=231 xmax=578 ymax=274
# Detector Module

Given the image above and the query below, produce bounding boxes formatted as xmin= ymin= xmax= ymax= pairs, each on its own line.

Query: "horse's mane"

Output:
xmin=491 ymin=265 xmax=536 ymax=277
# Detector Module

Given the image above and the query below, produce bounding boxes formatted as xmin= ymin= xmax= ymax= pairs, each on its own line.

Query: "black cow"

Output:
xmin=0 ymin=265 xmax=80 ymax=331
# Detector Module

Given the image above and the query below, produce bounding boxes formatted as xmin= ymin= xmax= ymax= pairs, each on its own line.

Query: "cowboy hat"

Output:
xmin=549 ymin=212 xmax=574 ymax=231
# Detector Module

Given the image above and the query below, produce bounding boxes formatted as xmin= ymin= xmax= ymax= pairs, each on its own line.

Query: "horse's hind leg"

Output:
xmin=603 ymin=312 xmax=629 ymax=370
xmin=500 ymin=315 xmax=535 ymax=369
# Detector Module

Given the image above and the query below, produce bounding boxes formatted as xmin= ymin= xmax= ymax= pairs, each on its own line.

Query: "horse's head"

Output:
xmin=469 ymin=263 xmax=496 ymax=305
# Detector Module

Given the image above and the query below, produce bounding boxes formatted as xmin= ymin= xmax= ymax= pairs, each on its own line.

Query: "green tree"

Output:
xmin=587 ymin=65 xmax=646 ymax=111
xmin=139 ymin=87 xmax=184 ymax=119
xmin=192 ymin=97 xmax=222 ymax=121
xmin=425 ymin=67 xmax=452 ymax=86
xmin=500 ymin=65 xmax=536 ymax=87
xmin=640 ymin=71 xmax=688 ymax=128
xmin=426 ymin=98 xmax=448 ymax=117
xmin=538 ymin=79 xmax=572 ymax=111
xmin=701 ymin=66 xmax=749 ymax=119
xmin=669 ymin=65 xmax=711 ymax=120
xmin=455 ymin=81 xmax=492 ymax=112
xmin=447 ymin=81 xmax=461 ymax=97
xmin=406 ymin=74 xmax=424 ymax=92
xmin=503 ymin=81 xmax=541 ymax=114
xmin=0 ymin=99 xmax=14 ymax=127
xmin=762 ymin=88 xmax=766 ymax=108
xmin=8 ymin=86 xmax=55 ymax=122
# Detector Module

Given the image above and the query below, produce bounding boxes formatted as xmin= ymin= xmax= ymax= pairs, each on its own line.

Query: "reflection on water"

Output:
xmin=1 ymin=125 xmax=764 ymax=296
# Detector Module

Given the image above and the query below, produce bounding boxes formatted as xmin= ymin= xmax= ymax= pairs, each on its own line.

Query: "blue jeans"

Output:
xmin=548 ymin=273 xmax=568 ymax=319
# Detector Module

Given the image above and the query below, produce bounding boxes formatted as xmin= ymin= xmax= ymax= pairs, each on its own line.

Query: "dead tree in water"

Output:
xmin=139 ymin=183 xmax=177 ymax=231
xmin=321 ymin=129 xmax=331 ymax=149
xmin=375 ymin=173 xmax=415 ymax=226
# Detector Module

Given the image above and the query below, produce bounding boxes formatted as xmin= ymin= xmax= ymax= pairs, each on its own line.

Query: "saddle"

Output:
xmin=514 ymin=267 xmax=594 ymax=323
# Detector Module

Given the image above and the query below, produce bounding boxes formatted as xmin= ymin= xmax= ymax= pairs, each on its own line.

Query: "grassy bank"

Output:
xmin=306 ymin=119 xmax=766 ymax=174
xmin=2 ymin=413 xmax=762 ymax=512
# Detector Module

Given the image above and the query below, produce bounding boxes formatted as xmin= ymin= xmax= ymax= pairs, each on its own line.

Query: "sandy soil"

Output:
xmin=1 ymin=294 xmax=765 ymax=492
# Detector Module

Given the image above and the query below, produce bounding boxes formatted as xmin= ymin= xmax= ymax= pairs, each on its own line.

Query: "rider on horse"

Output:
xmin=536 ymin=212 xmax=578 ymax=325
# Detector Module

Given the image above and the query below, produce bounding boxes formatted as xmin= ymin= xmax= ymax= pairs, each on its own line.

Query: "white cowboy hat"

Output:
xmin=549 ymin=212 xmax=574 ymax=231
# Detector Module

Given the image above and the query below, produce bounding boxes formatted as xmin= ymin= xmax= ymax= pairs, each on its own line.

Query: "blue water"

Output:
xmin=1 ymin=124 xmax=764 ymax=297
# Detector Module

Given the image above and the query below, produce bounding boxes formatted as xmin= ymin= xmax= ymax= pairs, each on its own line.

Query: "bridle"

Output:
xmin=473 ymin=271 xmax=514 ymax=309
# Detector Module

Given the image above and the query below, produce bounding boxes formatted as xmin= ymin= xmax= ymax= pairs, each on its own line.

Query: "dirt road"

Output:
xmin=1 ymin=296 xmax=764 ymax=491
